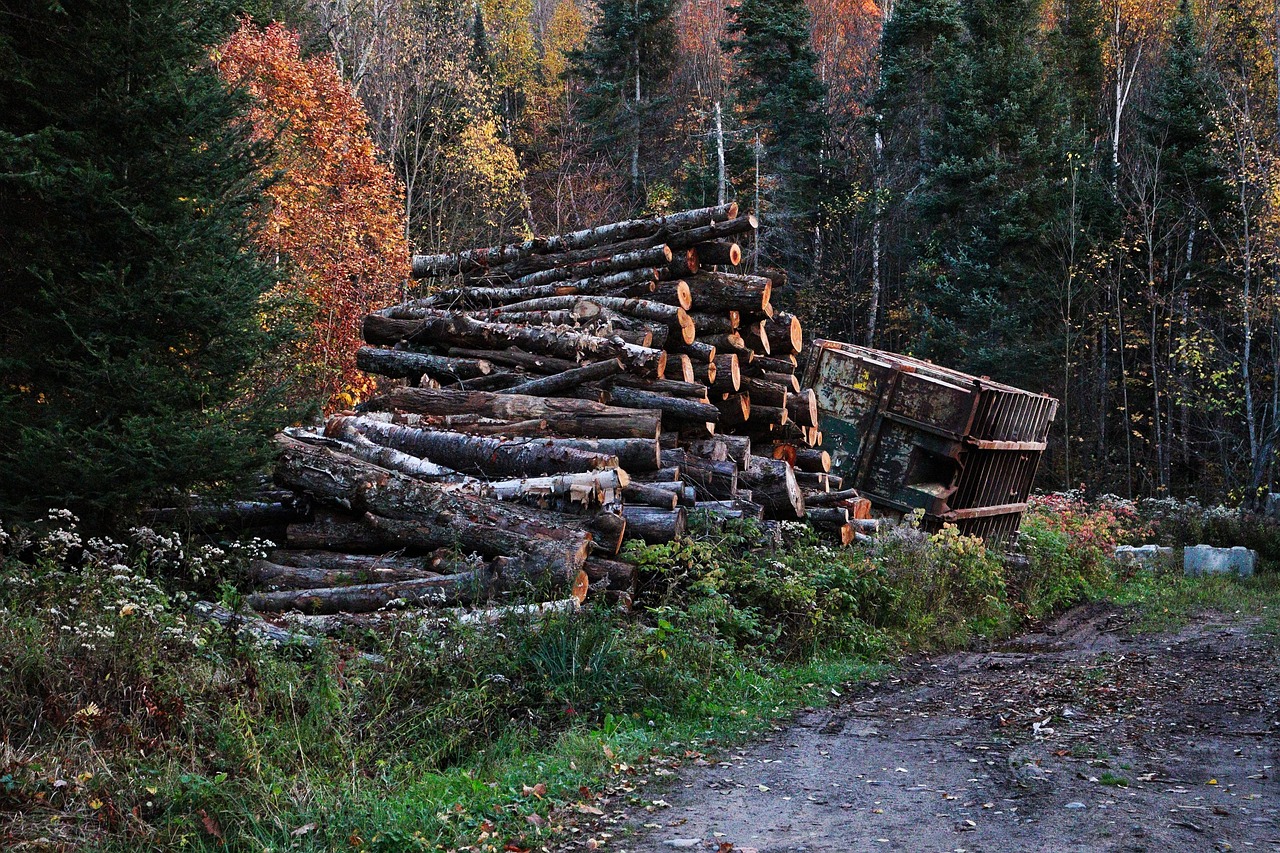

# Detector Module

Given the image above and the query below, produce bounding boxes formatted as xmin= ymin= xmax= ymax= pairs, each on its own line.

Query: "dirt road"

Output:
xmin=610 ymin=604 xmax=1279 ymax=852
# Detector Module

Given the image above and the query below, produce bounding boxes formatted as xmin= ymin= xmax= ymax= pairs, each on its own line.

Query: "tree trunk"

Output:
xmin=622 ymin=481 xmax=680 ymax=509
xmin=740 ymin=457 xmax=805 ymax=519
xmin=375 ymin=387 xmax=662 ymax=438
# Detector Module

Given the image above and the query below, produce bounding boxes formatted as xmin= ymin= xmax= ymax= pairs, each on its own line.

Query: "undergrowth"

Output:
xmin=0 ymin=497 xmax=1271 ymax=851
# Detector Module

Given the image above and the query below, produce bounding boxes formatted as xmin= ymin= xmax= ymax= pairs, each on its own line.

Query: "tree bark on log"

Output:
xmin=717 ymin=393 xmax=751 ymax=426
xmin=511 ymin=245 xmax=673 ymax=288
xmin=764 ymin=313 xmax=803 ymax=354
xmin=363 ymin=314 xmax=666 ymax=377
xmin=748 ymin=354 xmax=798 ymax=374
xmin=502 ymin=359 xmax=624 ymax=396
xmin=487 ymin=296 xmax=694 ymax=344
xmin=410 ymin=203 xmax=737 ymax=277
xmin=793 ymin=448 xmax=831 ymax=473
xmin=604 ymin=385 xmax=720 ymax=423
xmin=376 ymin=387 xmax=662 ymax=438
xmin=709 ymin=354 xmax=740 ymax=393
xmin=251 ymin=556 xmax=442 ymax=590
xmin=688 ymin=311 xmax=739 ymax=334
xmin=693 ymin=500 xmax=766 ymax=521
xmin=684 ymin=438 xmax=728 ymax=462
xmin=249 ymin=570 xmax=492 ymax=615
xmin=786 ymin=388 xmax=820 ymax=428
xmin=664 ymin=215 xmax=758 ymax=249
xmin=648 ymin=280 xmax=693 ymax=311
xmin=740 ymin=322 xmax=771 ymax=355
xmin=740 ymin=457 xmax=805 ymax=519
xmin=693 ymin=241 xmax=742 ymax=266
xmin=276 ymin=438 xmax=591 ymax=583
xmin=622 ymin=481 xmax=680 ymax=509
xmin=286 ymin=514 xmax=388 ymax=552
xmin=632 ymin=466 xmax=681 ymax=482
xmin=742 ymin=377 xmax=790 ymax=408
xmin=356 ymin=347 xmax=493 ymax=382
xmin=447 ymin=347 xmax=578 ymax=375
xmin=668 ymin=340 xmax=716 ymax=364
xmin=583 ymin=557 xmax=636 ymax=591
xmin=805 ymin=488 xmax=864 ymax=508
xmin=685 ymin=272 xmax=772 ymax=314
xmin=665 ymin=353 xmax=695 ymax=383
xmin=661 ymin=449 xmax=738 ymax=501
xmin=793 ymin=470 xmax=830 ymax=492
xmin=329 ymin=417 xmax=620 ymax=478
xmin=718 ymin=435 xmax=754 ymax=470
xmin=620 ymin=505 xmax=687 ymax=543
xmin=300 ymin=424 xmax=464 ymax=481
xmin=748 ymin=404 xmax=790 ymax=428
xmin=610 ymin=375 xmax=710 ymax=399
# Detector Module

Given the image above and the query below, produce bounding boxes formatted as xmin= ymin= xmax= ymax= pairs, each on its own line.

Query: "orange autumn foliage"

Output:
xmin=216 ymin=21 xmax=408 ymax=410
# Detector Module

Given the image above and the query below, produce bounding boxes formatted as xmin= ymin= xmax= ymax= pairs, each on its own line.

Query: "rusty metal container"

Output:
xmin=801 ymin=341 xmax=1058 ymax=541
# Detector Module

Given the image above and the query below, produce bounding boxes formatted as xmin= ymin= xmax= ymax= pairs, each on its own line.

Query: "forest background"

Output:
xmin=4 ymin=0 xmax=1280 ymax=518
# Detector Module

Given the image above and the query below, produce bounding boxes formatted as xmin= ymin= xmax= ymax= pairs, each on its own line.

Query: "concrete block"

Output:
xmin=1266 ymin=492 xmax=1280 ymax=519
xmin=1114 ymin=544 xmax=1173 ymax=571
xmin=1183 ymin=544 xmax=1257 ymax=578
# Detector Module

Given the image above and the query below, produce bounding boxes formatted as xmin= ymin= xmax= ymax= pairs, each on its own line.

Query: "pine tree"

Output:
xmin=570 ymin=0 xmax=677 ymax=203
xmin=1047 ymin=0 xmax=1105 ymax=138
xmin=0 ymin=0 xmax=295 ymax=525
xmin=906 ymin=0 xmax=1071 ymax=385
xmin=724 ymin=0 xmax=827 ymax=193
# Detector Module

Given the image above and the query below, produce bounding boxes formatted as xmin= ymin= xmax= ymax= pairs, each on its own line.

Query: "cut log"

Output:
xmin=794 ymin=470 xmax=830 ymax=492
xmin=718 ymin=435 xmax=753 ymax=470
xmin=805 ymin=488 xmax=862 ymax=508
xmin=632 ymin=466 xmax=681 ymax=482
xmin=687 ymin=312 xmax=738 ymax=335
xmin=692 ymin=360 xmax=717 ymax=387
xmin=447 ymin=346 xmax=577 ymax=375
xmin=587 ymin=511 xmax=628 ymax=555
xmin=665 ymin=247 xmax=699 ymax=278
xmin=748 ymin=404 xmax=789 ymax=428
xmin=646 ymin=280 xmax=694 ymax=312
xmin=749 ymin=354 xmax=799 ymax=374
xmin=717 ymin=393 xmax=751 ymax=426
xmin=410 ymin=204 xmax=737 ymax=278
xmin=709 ymin=353 xmax=741 ymax=394
xmin=286 ymin=513 xmax=387 ymax=552
xmin=604 ymin=385 xmax=720 ymax=423
xmin=793 ymin=448 xmax=831 ymax=473
xmin=622 ymin=481 xmax=680 ymax=509
xmin=470 ymin=469 xmax=628 ymax=510
xmin=364 ymin=314 xmax=666 ymax=377
xmin=665 ymin=353 xmax=695 ymax=383
xmin=538 ymin=436 xmax=662 ymax=472
xmin=377 ymin=387 xmax=662 ymax=438
xmin=740 ymin=322 xmax=771 ymax=355
xmin=693 ymin=241 xmax=742 ymax=266
xmin=249 ymin=571 xmax=492 ymax=615
xmin=510 ymin=245 xmax=674 ymax=288
xmin=329 ymin=417 xmax=620 ymax=478
xmin=252 ymin=555 xmax=441 ymax=590
xmin=301 ymin=424 xmax=464 ymax=481
xmin=583 ymin=557 xmax=636 ymax=591
xmin=764 ymin=313 xmax=803 ymax=354
xmin=769 ymin=443 xmax=798 ymax=466
xmin=665 ymin=215 xmax=758 ymax=249
xmin=356 ymin=347 xmax=493 ymax=382
xmin=743 ymin=366 xmax=801 ymax=391
xmin=804 ymin=505 xmax=848 ymax=526
xmin=786 ymin=388 xmax=820 ymax=428
xmin=502 ymin=359 xmax=624 ymax=396
xmin=620 ymin=506 xmax=687 ymax=544
xmin=739 ymin=457 xmax=805 ymax=519
xmin=684 ymin=439 xmax=729 ymax=462
xmin=610 ymin=375 xmax=711 ymax=399
xmin=742 ymin=376 xmax=790 ymax=408
xmin=693 ymin=500 xmax=765 ymax=521
xmin=488 ymin=296 xmax=694 ymax=344
xmin=668 ymin=340 xmax=715 ymax=363
xmin=661 ymin=449 xmax=738 ymax=501
xmin=700 ymin=332 xmax=748 ymax=356
xmin=276 ymin=437 xmax=591 ymax=583
xmin=685 ymin=272 xmax=772 ymax=314
xmin=194 ymin=601 xmax=327 ymax=652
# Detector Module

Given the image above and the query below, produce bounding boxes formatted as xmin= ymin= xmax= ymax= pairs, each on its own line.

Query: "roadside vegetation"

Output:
xmin=1 ymin=495 xmax=1276 ymax=852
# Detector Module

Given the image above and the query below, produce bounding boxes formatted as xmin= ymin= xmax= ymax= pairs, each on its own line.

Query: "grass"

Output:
xmin=1107 ymin=570 xmax=1280 ymax=635
xmin=2 ymin=503 xmax=1278 ymax=851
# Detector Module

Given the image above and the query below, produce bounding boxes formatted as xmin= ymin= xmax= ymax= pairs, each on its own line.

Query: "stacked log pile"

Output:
xmin=253 ymin=204 xmax=878 ymax=621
